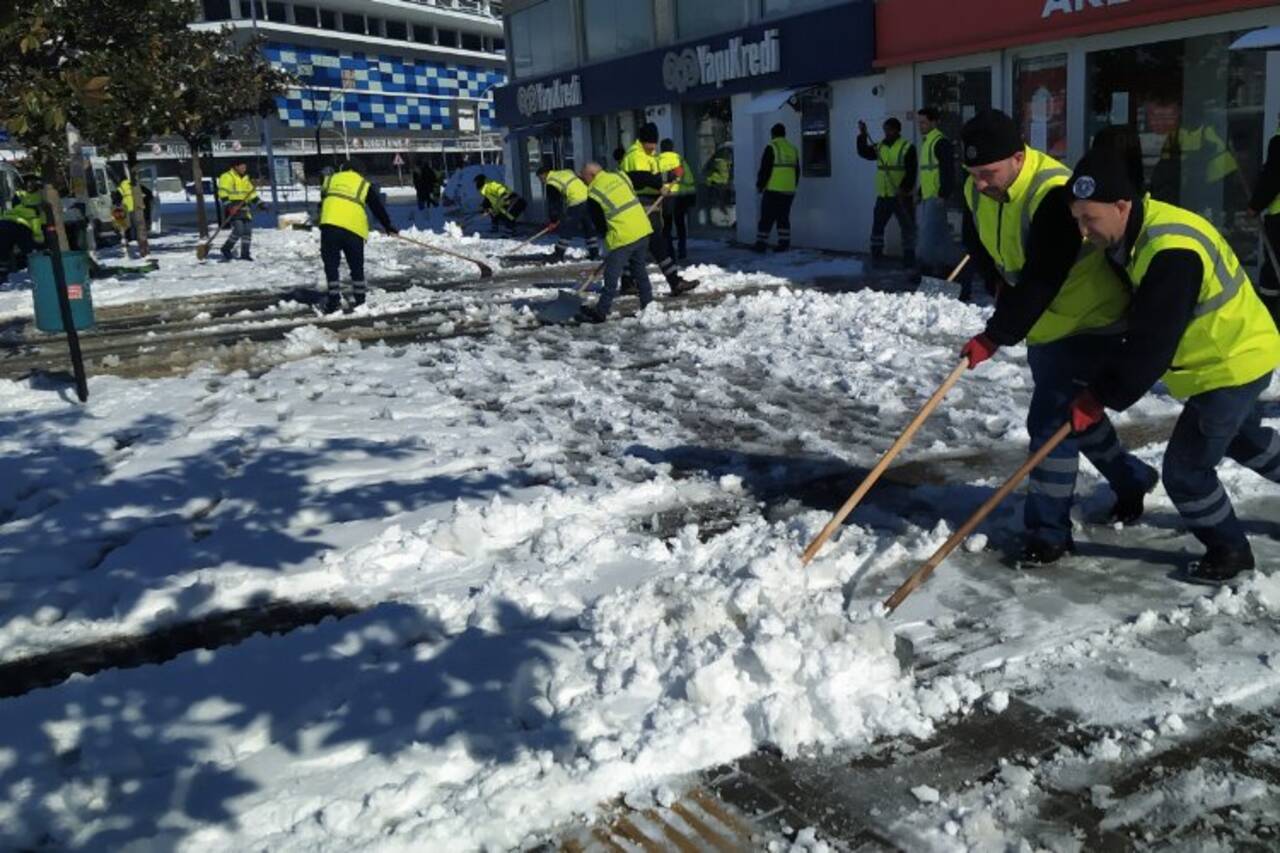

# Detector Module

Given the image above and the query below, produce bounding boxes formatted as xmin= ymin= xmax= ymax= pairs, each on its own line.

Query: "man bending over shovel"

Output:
xmin=576 ymin=162 xmax=659 ymax=324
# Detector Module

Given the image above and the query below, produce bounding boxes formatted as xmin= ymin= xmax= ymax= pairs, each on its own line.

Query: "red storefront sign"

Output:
xmin=876 ymin=0 xmax=1277 ymax=66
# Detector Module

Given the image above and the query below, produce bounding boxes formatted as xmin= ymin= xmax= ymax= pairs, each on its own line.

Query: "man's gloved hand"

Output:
xmin=960 ymin=333 xmax=998 ymax=369
xmin=1069 ymin=390 xmax=1105 ymax=434
xmin=673 ymin=165 xmax=685 ymax=179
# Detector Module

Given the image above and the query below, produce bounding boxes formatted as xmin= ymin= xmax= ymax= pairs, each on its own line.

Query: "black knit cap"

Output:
xmin=638 ymin=122 xmax=659 ymax=144
xmin=960 ymin=109 xmax=1023 ymax=166
xmin=1069 ymin=148 xmax=1137 ymax=203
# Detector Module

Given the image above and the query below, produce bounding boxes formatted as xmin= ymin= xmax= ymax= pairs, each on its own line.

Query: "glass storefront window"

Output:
xmin=510 ymin=0 xmax=576 ymax=79
xmin=921 ymin=67 xmax=992 ymax=211
xmin=583 ymin=0 xmax=655 ymax=63
xmin=676 ymin=0 xmax=749 ymax=40
xmin=1014 ymin=54 xmax=1068 ymax=160
xmin=1086 ymin=31 xmax=1268 ymax=262
xmin=681 ymin=98 xmax=735 ymax=231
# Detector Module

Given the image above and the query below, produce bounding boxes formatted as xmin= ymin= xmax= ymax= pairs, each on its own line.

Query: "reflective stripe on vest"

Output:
xmin=320 ymin=171 xmax=371 ymax=238
xmin=1127 ymin=197 xmax=1280 ymax=398
xmin=588 ymin=171 xmax=653 ymax=251
xmin=965 ymin=147 xmax=1130 ymax=345
xmin=546 ymin=170 xmax=588 ymax=207
xmin=620 ymin=141 xmax=661 ymax=196
xmin=1268 ymin=128 xmax=1280 ymax=217
xmin=119 ymin=179 xmax=136 ymax=213
xmin=481 ymin=180 xmax=513 ymax=216
xmin=875 ymin=138 xmax=912 ymax=198
xmin=919 ymin=129 xmax=944 ymax=200
xmin=1 ymin=191 xmax=43 ymax=239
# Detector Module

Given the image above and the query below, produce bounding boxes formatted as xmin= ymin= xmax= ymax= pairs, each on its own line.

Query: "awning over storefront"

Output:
xmin=494 ymin=1 xmax=874 ymax=129
xmin=740 ymin=88 xmax=806 ymax=115
xmin=1231 ymin=26 xmax=1280 ymax=50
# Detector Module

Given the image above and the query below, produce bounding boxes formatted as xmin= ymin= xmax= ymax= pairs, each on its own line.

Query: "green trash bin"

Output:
xmin=30 ymin=251 xmax=95 ymax=333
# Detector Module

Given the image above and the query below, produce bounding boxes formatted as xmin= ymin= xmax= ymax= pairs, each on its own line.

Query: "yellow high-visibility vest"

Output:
xmin=620 ymin=141 xmax=661 ymax=197
xmin=588 ymin=171 xmax=653 ymax=251
xmin=764 ymin=138 xmax=798 ymax=194
xmin=545 ymin=170 xmax=588 ymax=207
xmin=964 ymin=146 xmax=1129 ymax=345
xmin=875 ymin=137 xmax=913 ymax=198
xmin=320 ymin=170 xmax=371 ymax=239
xmin=1126 ymin=196 xmax=1280 ymax=398
xmin=919 ymin=128 xmax=945 ymax=200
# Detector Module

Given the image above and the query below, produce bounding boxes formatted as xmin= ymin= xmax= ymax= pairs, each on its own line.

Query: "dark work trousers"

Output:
xmin=755 ymin=190 xmax=794 ymax=249
xmin=554 ymin=203 xmax=599 ymax=256
xmin=596 ymin=235 xmax=653 ymax=318
xmin=662 ymin=194 xmax=694 ymax=259
xmin=870 ymin=195 xmax=917 ymax=266
xmin=0 ymin=220 xmax=37 ymax=279
xmin=320 ymin=224 xmax=367 ymax=302
xmin=221 ymin=210 xmax=253 ymax=258
xmin=641 ymin=201 xmax=683 ymax=293
xmin=1162 ymin=372 xmax=1280 ymax=554
xmin=1023 ymin=334 xmax=1157 ymax=548
xmin=1259 ymin=214 xmax=1280 ymax=328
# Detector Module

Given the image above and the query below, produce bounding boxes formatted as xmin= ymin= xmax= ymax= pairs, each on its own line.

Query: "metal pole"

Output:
xmin=340 ymin=93 xmax=351 ymax=160
xmin=248 ymin=0 xmax=281 ymax=211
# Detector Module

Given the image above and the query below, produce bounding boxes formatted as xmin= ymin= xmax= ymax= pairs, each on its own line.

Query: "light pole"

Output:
xmin=247 ymin=0 xmax=281 ymax=211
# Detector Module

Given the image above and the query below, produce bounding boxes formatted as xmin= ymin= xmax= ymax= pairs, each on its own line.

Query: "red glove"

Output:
xmin=960 ymin=333 xmax=998 ymax=369
xmin=673 ymin=165 xmax=685 ymax=179
xmin=1070 ymin=390 xmax=1105 ymax=433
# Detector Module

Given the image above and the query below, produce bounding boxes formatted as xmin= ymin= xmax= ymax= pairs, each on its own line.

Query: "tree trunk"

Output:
xmin=125 ymin=151 xmax=150 ymax=258
xmin=189 ymin=141 xmax=209 ymax=238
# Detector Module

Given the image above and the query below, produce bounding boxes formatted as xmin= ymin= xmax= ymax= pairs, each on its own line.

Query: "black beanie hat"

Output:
xmin=960 ymin=109 xmax=1023 ymax=166
xmin=1069 ymin=148 xmax=1137 ymax=203
xmin=638 ymin=123 xmax=659 ymax=144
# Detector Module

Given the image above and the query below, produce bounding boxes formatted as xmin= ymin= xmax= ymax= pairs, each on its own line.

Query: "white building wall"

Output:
xmin=734 ymin=75 xmax=886 ymax=253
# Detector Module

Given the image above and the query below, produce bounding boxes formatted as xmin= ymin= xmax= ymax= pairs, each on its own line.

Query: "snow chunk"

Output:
xmin=911 ymin=784 xmax=941 ymax=804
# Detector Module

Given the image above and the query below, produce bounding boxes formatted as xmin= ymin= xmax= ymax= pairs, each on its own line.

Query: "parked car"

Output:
xmin=185 ymin=177 xmax=215 ymax=197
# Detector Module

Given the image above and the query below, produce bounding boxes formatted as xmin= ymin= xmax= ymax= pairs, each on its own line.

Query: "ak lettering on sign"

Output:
xmin=1041 ymin=0 xmax=1130 ymax=18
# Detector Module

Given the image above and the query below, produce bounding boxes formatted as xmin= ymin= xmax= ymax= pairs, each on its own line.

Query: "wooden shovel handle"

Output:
xmin=801 ymin=358 xmax=969 ymax=565
xmin=504 ymin=221 xmax=557 ymax=257
xmin=946 ymin=254 xmax=970 ymax=282
xmin=883 ymin=421 xmax=1073 ymax=613
xmin=394 ymin=232 xmax=493 ymax=278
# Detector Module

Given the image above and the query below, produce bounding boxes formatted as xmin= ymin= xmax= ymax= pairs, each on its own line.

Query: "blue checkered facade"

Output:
xmin=265 ymin=43 xmax=504 ymax=132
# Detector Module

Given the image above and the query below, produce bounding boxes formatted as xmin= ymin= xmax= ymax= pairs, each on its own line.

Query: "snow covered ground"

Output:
xmin=0 ymin=226 xmax=1277 ymax=850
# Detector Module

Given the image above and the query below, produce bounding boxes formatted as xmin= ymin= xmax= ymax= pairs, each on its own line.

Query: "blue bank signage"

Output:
xmin=494 ymin=1 xmax=873 ymax=128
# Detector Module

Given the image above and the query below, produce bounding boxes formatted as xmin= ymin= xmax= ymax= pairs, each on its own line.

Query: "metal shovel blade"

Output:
xmin=535 ymin=289 xmax=585 ymax=324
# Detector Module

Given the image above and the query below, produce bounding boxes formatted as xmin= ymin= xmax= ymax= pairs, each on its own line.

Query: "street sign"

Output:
xmin=392 ymin=153 xmax=404 ymax=166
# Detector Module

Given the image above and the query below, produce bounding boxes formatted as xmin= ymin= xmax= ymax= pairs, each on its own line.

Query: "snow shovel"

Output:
xmin=392 ymin=232 xmax=493 ymax=278
xmin=195 ymin=204 xmax=242 ymax=260
xmin=1260 ymin=229 xmax=1280 ymax=300
xmin=883 ymin=421 xmax=1073 ymax=613
xmin=800 ymin=257 xmax=976 ymax=565
xmin=503 ymin=221 xmax=558 ymax=257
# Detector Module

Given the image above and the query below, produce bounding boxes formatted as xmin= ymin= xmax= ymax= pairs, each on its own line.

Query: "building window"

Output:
xmin=238 ymin=0 xmax=259 ymax=19
xmin=1014 ymin=54 xmax=1068 ymax=160
xmin=1086 ymin=30 xmax=1268 ymax=263
xmin=681 ymin=98 xmax=735 ymax=231
xmin=921 ymin=67 xmax=992 ymax=213
xmin=676 ymin=0 xmax=748 ymax=40
xmin=294 ymin=5 xmax=317 ymax=27
xmin=462 ymin=32 xmax=482 ymax=51
xmin=340 ymin=13 xmax=364 ymax=34
xmin=762 ymin=0 xmax=840 ymax=17
xmin=583 ymin=0 xmax=654 ymax=63
xmin=493 ymin=37 xmax=505 ymax=52
xmin=510 ymin=0 xmax=575 ymax=79
xmin=366 ymin=17 xmax=383 ymax=37
xmin=266 ymin=1 xmax=287 ymax=23
xmin=412 ymin=24 xmax=434 ymax=44
xmin=319 ymin=8 xmax=335 ymax=29
xmin=202 ymin=0 xmax=232 ymax=20
xmin=438 ymin=28 xmax=459 ymax=47
xmin=385 ymin=20 xmax=407 ymax=41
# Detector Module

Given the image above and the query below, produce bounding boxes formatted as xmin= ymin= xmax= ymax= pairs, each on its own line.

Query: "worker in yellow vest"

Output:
xmin=1067 ymin=148 xmax=1280 ymax=585
xmin=575 ymin=161 xmax=657 ymax=324
xmin=754 ymin=124 xmax=799 ymax=253
xmin=956 ymin=109 xmax=1155 ymax=565
xmin=0 ymin=175 xmax=44 ymax=281
xmin=474 ymin=174 xmax=526 ymax=235
xmin=620 ymin=123 xmax=696 ymax=295
xmin=915 ymin=107 xmax=963 ymax=291
xmin=1248 ymin=116 xmax=1280 ymax=326
xmin=217 ymin=159 xmax=267 ymax=261
xmin=535 ymin=165 xmax=599 ymax=261
xmin=857 ymin=116 xmax=917 ymax=270
xmin=704 ymin=150 xmax=732 ymax=221
xmin=659 ymin=138 xmax=696 ymax=260
xmin=318 ymin=162 xmax=398 ymax=315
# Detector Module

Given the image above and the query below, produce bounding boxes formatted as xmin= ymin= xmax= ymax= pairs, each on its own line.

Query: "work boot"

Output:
xmin=753 ymin=241 xmax=768 ymax=253
xmin=1109 ymin=465 xmax=1160 ymax=524
xmin=219 ymin=243 xmax=235 ymax=262
xmin=774 ymin=242 xmax=790 ymax=253
xmin=1180 ymin=546 xmax=1255 ymax=586
xmin=1018 ymin=536 xmax=1075 ymax=567
xmin=575 ymin=305 xmax=607 ymax=324
xmin=669 ymin=278 xmax=699 ymax=297
xmin=552 ymin=246 xmax=567 ymax=262
xmin=321 ymin=292 xmax=342 ymax=315
xmin=240 ymin=246 xmax=253 ymax=261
